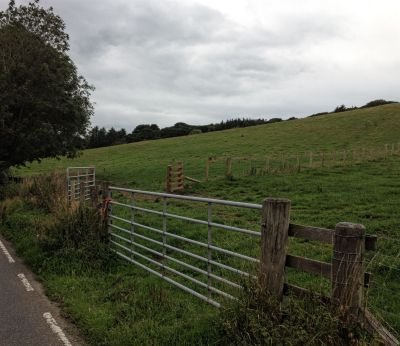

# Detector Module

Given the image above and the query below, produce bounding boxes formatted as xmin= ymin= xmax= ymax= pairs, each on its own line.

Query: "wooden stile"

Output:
xmin=166 ymin=162 xmax=184 ymax=193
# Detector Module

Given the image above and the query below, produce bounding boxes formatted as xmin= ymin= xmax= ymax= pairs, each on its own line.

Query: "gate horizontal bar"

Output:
xmin=109 ymin=186 xmax=262 ymax=210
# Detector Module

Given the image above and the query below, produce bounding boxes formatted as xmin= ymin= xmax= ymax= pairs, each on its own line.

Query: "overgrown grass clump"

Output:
xmin=218 ymin=279 xmax=371 ymax=345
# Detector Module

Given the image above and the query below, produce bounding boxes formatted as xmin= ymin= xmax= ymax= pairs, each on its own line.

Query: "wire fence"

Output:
xmin=205 ymin=143 xmax=400 ymax=180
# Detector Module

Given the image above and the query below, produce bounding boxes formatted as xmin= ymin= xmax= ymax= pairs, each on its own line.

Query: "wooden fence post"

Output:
xmin=332 ymin=222 xmax=365 ymax=320
xmin=259 ymin=198 xmax=291 ymax=299
xmin=205 ymin=158 xmax=210 ymax=181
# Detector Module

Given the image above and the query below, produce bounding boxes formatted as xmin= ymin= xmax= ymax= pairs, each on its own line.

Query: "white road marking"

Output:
xmin=17 ymin=273 xmax=34 ymax=292
xmin=43 ymin=312 xmax=72 ymax=346
xmin=0 ymin=240 xmax=15 ymax=263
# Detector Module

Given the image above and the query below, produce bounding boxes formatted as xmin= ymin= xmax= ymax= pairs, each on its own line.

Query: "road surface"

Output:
xmin=0 ymin=236 xmax=84 ymax=346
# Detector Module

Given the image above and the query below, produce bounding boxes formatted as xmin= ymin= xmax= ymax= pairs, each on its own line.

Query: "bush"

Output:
xmin=361 ymin=99 xmax=397 ymax=108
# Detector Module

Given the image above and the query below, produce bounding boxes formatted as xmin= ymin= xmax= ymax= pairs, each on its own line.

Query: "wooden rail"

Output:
xmin=259 ymin=200 xmax=398 ymax=345
xmin=288 ymin=223 xmax=377 ymax=250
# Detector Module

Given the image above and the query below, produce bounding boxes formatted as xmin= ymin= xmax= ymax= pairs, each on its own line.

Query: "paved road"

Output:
xmin=0 ymin=236 xmax=84 ymax=346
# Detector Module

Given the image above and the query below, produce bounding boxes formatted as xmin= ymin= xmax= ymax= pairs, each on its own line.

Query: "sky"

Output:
xmin=4 ymin=0 xmax=400 ymax=131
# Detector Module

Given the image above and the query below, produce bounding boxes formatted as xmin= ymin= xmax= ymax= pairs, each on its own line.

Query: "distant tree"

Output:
xmin=333 ymin=104 xmax=359 ymax=113
xmin=106 ymin=127 xmax=118 ymax=145
xmin=308 ymin=112 xmax=329 ymax=118
xmin=97 ymin=127 xmax=108 ymax=147
xmin=333 ymin=105 xmax=347 ymax=113
xmin=116 ymin=128 xmax=127 ymax=144
xmin=267 ymin=118 xmax=282 ymax=123
xmin=87 ymin=126 xmax=99 ymax=148
xmin=361 ymin=99 xmax=397 ymax=108
xmin=0 ymin=0 xmax=93 ymax=174
xmin=160 ymin=123 xmax=190 ymax=138
xmin=127 ymin=124 xmax=160 ymax=142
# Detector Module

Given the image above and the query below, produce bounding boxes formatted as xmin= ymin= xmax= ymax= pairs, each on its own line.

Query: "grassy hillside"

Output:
xmin=8 ymin=103 xmax=400 ymax=341
xmin=18 ymin=103 xmax=400 ymax=189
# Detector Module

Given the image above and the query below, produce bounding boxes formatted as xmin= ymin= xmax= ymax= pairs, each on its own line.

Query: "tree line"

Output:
xmin=86 ymin=98 xmax=398 ymax=150
xmin=85 ymin=118 xmax=279 ymax=149
xmin=309 ymin=99 xmax=397 ymax=117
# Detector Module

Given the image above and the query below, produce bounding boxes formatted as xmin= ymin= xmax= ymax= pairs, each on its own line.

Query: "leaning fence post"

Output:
xmin=332 ymin=222 xmax=365 ymax=320
xmin=259 ymin=198 xmax=291 ymax=299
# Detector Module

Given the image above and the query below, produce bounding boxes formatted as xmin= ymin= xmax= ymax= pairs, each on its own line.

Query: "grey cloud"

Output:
xmin=14 ymin=0 xmax=399 ymax=130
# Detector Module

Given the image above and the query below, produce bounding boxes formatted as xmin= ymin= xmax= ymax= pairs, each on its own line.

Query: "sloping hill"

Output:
xmin=19 ymin=103 xmax=400 ymax=189
xmin=12 ymin=104 xmax=400 ymax=336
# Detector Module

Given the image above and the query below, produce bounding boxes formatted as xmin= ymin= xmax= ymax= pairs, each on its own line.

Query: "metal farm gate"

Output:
xmin=66 ymin=167 xmax=96 ymax=202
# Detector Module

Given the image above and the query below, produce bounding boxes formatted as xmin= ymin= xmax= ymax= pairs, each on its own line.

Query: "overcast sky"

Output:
xmin=5 ymin=0 xmax=400 ymax=130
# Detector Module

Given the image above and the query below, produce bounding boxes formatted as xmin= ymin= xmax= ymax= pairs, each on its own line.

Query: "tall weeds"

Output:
xmin=217 ymin=278 xmax=370 ymax=345
xmin=1 ymin=172 xmax=113 ymax=274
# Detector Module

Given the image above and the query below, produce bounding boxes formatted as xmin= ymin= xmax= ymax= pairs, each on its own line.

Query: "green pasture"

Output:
xmin=5 ymin=104 xmax=400 ymax=342
xmin=18 ymin=104 xmax=400 ymax=189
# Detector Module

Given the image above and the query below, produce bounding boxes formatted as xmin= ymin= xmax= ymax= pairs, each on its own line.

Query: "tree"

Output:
xmin=361 ymin=99 xmax=397 ymax=108
xmin=0 ymin=0 xmax=94 ymax=174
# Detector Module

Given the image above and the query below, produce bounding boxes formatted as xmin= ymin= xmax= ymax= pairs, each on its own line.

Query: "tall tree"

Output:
xmin=0 ymin=0 xmax=94 ymax=174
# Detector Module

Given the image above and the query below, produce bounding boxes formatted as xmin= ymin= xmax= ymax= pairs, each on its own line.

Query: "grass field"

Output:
xmin=5 ymin=103 xmax=400 ymax=343
xmin=18 ymin=103 xmax=400 ymax=189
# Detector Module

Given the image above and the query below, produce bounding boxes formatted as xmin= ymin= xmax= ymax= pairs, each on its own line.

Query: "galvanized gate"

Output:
xmin=66 ymin=167 xmax=96 ymax=202
xmin=107 ymin=186 xmax=262 ymax=307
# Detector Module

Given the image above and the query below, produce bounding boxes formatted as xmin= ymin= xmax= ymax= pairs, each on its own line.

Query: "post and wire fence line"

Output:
xmin=205 ymin=142 xmax=400 ymax=180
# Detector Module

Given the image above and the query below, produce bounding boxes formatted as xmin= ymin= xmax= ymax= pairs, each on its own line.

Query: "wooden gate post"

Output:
xmin=259 ymin=198 xmax=291 ymax=299
xmin=332 ymin=222 xmax=365 ymax=320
